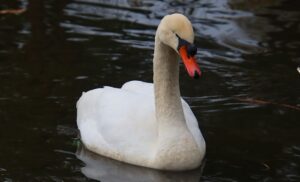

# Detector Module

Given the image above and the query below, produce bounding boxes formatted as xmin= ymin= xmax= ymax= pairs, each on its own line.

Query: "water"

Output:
xmin=0 ymin=0 xmax=300 ymax=181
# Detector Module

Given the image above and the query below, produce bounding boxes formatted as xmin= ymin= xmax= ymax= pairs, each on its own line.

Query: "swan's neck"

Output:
xmin=151 ymin=35 xmax=202 ymax=169
xmin=153 ymin=37 xmax=186 ymax=129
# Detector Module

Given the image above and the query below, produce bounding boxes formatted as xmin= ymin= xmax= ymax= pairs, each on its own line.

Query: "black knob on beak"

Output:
xmin=187 ymin=44 xmax=197 ymax=57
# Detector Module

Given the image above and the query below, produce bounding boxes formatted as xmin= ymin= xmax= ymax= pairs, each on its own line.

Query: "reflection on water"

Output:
xmin=76 ymin=144 xmax=203 ymax=182
xmin=0 ymin=0 xmax=300 ymax=181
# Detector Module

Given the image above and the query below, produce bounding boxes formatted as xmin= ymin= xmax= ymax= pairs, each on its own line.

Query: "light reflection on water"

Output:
xmin=76 ymin=144 xmax=203 ymax=182
xmin=0 ymin=0 xmax=300 ymax=181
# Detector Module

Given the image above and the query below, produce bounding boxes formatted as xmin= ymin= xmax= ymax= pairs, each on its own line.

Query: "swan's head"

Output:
xmin=157 ymin=13 xmax=201 ymax=79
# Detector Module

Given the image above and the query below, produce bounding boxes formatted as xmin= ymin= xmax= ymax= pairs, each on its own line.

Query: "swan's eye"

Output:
xmin=176 ymin=34 xmax=187 ymax=50
xmin=176 ymin=34 xmax=197 ymax=57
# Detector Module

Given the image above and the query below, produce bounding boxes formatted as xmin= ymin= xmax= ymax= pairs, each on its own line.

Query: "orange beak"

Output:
xmin=179 ymin=46 xmax=201 ymax=79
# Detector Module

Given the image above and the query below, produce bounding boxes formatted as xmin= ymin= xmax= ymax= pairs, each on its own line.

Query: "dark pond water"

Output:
xmin=1 ymin=0 xmax=300 ymax=181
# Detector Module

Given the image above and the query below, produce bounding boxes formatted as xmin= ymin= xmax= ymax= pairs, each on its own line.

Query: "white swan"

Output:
xmin=77 ymin=13 xmax=206 ymax=171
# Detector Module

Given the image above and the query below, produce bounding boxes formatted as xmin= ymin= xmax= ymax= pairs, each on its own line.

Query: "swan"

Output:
xmin=77 ymin=13 xmax=206 ymax=171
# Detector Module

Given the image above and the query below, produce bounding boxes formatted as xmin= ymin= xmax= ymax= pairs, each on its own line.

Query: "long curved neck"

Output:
xmin=153 ymin=36 xmax=186 ymax=129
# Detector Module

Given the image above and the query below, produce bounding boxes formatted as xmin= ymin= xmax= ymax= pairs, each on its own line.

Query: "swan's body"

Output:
xmin=77 ymin=13 xmax=206 ymax=171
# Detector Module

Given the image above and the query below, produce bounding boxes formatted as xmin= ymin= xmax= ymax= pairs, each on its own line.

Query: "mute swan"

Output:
xmin=77 ymin=13 xmax=206 ymax=171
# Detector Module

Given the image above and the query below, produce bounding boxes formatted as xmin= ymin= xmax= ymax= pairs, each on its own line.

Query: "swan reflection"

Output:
xmin=76 ymin=144 xmax=204 ymax=182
